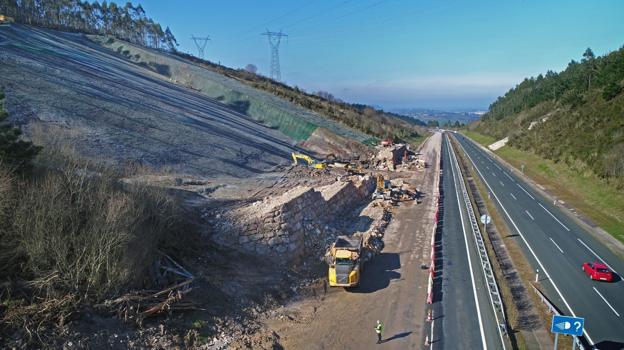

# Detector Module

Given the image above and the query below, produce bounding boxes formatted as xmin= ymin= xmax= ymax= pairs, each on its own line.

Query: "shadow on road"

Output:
xmin=349 ymin=253 xmax=400 ymax=293
xmin=593 ymin=340 xmax=624 ymax=350
xmin=382 ymin=331 xmax=412 ymax=343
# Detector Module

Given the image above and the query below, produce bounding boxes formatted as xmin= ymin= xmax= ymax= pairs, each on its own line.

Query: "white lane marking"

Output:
xmin=525 ymin=210 xmax=534 ymax=220
xmin=503 ymin=172 xmax=515 ymax=182
xmin=510 ymin=193 xmax=517 ymax=200
xmin=446 ymin=138 xmax=488 ymax=350
xmin=492 ymin=172 xmax=496 ymax=177
xmin=494 ymin=164 xmax=502 ymax=170
xmin=499 ymin=181 xmax=505 ymax=187
xmin=549 ymin=237 xmax=564 ymax=253
xmin=538 ymin=202 xmax=570 ymax=232
xmin=593 ymin=287 xmax=620 ymax=317
xmin=516 ymin=183 xmax=535 ymax=200
xmin=577 ymin=238 xmax=619 ymax=274
xmin=456 ymin=138 xmax=597 ymax=346
xmin=430 ymin=318 xmax=434 ymax=350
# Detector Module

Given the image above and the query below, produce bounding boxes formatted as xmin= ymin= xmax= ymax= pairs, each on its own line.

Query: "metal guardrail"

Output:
xmin=447 ymin=135 xmax=508 ymax=346
xmin=531 ymin=284 xmax=585 ymax=350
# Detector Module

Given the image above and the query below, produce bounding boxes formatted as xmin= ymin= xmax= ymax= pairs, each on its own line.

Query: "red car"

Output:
xmin=582 ymin=262 xmax=614 ymax=282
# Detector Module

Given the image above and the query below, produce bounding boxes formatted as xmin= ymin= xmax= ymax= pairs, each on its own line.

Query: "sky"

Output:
xmin=139 ymin=0 xmax=624 ymax=110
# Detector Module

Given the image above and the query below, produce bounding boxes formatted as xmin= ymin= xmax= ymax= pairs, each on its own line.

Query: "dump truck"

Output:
xmin=326 ymin=235 xmax=365 ymax=287
xmin=326 ymin=232 xmax=385 ymax=287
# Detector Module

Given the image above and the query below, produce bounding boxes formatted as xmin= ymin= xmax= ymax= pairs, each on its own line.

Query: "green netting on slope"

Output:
xmin=103 ymin=41 xmax=348 ymax=142
xmin=202 ymin=87 xmax=317 ymax=141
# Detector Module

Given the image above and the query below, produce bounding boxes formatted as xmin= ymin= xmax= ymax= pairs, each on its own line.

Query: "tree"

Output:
xmin=603 ymin=81 xmax=622 ymax=101
xmin=582 ymin=47 xmax=596 ymax=90
xmin=0 ymin=89 xmax=41 ymax=170
xmin=244 ymin=64 xmax=258 ymax=74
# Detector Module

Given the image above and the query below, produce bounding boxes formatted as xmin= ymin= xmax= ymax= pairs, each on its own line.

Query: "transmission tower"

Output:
xmin=190 ymin=35 xmax=210 ymax=59
xmin=261 ymin=30 xmax=287 ymax=81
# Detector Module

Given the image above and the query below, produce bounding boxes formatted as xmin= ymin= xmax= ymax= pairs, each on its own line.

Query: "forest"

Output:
xmin=474 ymin=47 xmax=624 ymax=186
xmin=0 ymin=0 xmax=178 ymax=50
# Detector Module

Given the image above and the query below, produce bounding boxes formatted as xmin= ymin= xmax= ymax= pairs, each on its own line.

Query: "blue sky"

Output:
xmin=140 ymin=0 xmax=624 ymax=110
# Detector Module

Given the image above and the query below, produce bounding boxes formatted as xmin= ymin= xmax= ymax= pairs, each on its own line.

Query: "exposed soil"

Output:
xmin=231 ymin=132 xmax=442 ymax=349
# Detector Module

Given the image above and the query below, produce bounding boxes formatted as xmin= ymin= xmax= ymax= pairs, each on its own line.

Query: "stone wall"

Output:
xmin=216 ymin=176 xmax=375 ymax=261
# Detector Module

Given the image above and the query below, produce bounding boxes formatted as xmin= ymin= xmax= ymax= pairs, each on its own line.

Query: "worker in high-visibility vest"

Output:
xmin=375 ymin=320 xmax=384 ymax=343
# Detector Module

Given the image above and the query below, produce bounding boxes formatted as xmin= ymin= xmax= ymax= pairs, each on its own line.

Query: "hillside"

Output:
xmin=170 ymin=53 xmax=426 ymax=144
xmin=0 ymin=24 xmax=400 ymax=178
xmin=472 ymin=47 xmax=624 ymax=188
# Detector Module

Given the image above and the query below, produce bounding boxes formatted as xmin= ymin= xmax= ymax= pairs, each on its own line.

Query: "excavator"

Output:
xmin=371 ymin=174 xmax=391 ymax=200
xmin=291 ymin=152 xmax=326 ymax=169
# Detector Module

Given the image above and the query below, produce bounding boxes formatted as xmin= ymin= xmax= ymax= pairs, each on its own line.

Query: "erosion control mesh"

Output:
xmin=96 ymin=38 xmax=368 ymax=143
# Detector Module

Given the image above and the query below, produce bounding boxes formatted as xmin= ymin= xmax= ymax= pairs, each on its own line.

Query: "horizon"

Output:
xmin=132 ymin=1 xmax=622 ymax=110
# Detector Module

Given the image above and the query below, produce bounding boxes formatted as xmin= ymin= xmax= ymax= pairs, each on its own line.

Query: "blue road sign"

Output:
xmin=551 ymin=315 xmax=584 ymax=336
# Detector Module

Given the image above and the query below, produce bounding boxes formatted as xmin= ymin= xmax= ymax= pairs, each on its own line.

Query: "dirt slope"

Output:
xmin=0 ymin=24 xmax=300 ymax=177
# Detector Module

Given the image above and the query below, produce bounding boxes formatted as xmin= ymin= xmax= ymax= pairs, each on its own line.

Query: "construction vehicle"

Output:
xmin=381 ymin=138 xmax=393 ymax=147
xmin=326 ymin=235 xmax=365 ymax=287
xmin=371 ymin=174 xmax=391 ymax=200
xmin=326 ymin=231 xmax=385 ymax=288
xmin=0 ymin=15 xmax=14 ymax=26
xmin=291 ymin=152 xmax=326 ymax=169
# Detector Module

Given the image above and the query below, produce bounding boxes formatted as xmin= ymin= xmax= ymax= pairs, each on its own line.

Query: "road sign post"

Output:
xmin=551 ymin=315 xmax=584 ymax=350
xmin=480 ymin=214 xmax=491 ymax=234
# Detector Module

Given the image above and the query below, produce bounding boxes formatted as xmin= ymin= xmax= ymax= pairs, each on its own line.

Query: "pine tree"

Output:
xmin=0 ymin=89 xmax=41 ymax=171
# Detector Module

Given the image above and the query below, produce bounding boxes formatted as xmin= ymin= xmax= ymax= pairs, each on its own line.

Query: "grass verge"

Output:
xmin=461 ymin=130 xmax=624 ymax=245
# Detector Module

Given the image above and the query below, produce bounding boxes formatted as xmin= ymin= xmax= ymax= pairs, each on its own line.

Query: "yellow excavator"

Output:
xmin=291 ymin=152 xmax=326 ymax=169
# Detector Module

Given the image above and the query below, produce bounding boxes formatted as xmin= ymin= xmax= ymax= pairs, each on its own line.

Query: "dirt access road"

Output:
xmin=265 ymin=132 xmax=442 ymax=349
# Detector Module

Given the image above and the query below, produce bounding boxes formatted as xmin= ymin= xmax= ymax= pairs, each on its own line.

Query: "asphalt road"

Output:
xmin=432 ymin=134 xmax=505 ymax=350
xmin=453 ymin=132 xmax=624 ymax=349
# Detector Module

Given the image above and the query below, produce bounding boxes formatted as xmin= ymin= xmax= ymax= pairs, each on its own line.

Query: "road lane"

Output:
xmin=434 ymin=135 xmax=506 ymax=350
xmin=453 ymin=133 xmax=624 ymax=348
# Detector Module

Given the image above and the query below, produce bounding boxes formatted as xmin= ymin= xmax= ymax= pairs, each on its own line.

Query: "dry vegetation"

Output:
xmin=0 ymin=147 xmax=183 ymax=346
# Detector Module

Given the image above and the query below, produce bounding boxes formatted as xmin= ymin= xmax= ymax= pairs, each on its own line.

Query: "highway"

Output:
xmin=432 ymin=134 xmax=505 ymax=350
xmin=453 ymin=132 xmax=624 ymax=349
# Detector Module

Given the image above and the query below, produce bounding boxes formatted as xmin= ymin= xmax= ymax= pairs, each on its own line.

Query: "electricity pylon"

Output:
xmin=190 ymin=35 xmax=210 ymax=59
xmin=261 ymin=30 xmax=287 ymax=81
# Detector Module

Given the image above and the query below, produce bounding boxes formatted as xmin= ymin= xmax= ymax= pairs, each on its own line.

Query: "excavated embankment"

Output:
xmin=212 ymin=176 xmax=376 ymax=261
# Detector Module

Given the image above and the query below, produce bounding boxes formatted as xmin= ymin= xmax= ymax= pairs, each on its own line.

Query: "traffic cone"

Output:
xmin=425 ymin=335 xmax=430 ymax=346
xmin=427 ymin=310 xmax=433 ymax=322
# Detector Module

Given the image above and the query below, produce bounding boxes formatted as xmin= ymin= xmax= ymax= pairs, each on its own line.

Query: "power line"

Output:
xmin=261 ymin=30 xmax=288 ymax=81
xmin=190 ymin=35 xmax=210 ymax=59
xmin=233 ymin=0 xmax=318 ymax=41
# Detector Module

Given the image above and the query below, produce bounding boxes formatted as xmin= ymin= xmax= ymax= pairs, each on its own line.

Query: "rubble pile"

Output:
xmin=371 ymin=143 xmax=426 ymax=172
